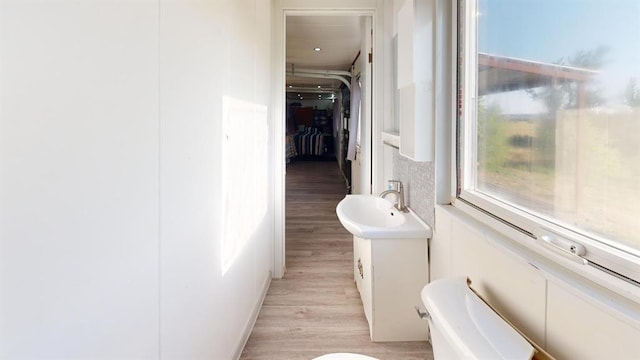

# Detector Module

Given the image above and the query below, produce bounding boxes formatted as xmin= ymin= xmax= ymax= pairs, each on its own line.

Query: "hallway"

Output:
xmin=240 ymin=161 xmax=431 ymax=360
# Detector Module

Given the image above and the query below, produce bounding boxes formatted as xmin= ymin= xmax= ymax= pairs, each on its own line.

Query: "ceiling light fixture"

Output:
xmin=314 ymin=47 xmax=321 ymax=52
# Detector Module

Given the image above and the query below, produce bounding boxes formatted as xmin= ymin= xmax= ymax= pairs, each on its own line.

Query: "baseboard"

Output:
xmin=232 ymin=271 xmax=272 ymax=360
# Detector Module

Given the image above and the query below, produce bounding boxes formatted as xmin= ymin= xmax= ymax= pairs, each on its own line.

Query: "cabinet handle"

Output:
xmin=415 ymin=306 xmax=431 ymax=320
xmin=357 ymin=258 xmax=364 ymax=279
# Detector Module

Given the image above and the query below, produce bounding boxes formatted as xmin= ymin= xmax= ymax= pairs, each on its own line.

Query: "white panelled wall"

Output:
xmin=0 ymin=0 xmax=273 ymax=359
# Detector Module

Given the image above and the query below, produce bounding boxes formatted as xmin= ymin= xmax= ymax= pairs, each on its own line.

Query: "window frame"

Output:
xmin=454 ymin=0 xmax=640 ymax=287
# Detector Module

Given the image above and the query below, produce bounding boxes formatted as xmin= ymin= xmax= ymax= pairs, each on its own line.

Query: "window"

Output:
xmin=457 ymin=0 xmax=640 ymax=284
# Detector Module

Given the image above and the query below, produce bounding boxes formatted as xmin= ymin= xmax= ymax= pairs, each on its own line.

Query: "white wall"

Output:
xmin=0 ymin=1 xmax=272 ymax=359
xmin=0 ymin=2 xmax=161 ymax=357
xmin=159 ymin=0 xmax=272 ymax=358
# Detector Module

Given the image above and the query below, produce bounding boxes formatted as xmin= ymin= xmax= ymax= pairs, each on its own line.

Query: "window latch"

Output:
xmin=537 ymin=231 xmax=588 ymax=265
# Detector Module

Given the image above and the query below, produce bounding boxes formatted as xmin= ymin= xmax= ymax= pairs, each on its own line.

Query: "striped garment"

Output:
xmin=293 ymin=127 xmax=325 ymax=156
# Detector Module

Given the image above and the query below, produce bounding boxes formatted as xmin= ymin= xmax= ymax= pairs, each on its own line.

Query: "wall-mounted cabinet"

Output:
xmin=396 ymin=0 xmax=434 ymax=162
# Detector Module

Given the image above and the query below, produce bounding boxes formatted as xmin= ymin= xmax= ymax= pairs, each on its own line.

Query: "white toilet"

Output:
xmin=314 ymin=277 xmax=535 ymax=360
xmin=421 ymin=277 xmax=535 ymax=360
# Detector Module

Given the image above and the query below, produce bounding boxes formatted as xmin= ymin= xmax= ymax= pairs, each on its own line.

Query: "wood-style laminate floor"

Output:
xmin=240 ymin=160 xmax=432 ymax=360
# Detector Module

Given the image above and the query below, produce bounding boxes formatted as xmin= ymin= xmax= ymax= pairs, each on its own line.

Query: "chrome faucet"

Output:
xmin=379 ymin=180 xmax=408 ymax=212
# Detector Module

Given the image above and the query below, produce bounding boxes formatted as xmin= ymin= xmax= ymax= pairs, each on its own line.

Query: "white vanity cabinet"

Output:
xmin=353 ymin=235 xmax=429 ymax=342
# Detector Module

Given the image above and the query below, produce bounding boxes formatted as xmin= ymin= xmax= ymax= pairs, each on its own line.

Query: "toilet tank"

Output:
xmin=421 ymin=278 xmax=535 ymax=360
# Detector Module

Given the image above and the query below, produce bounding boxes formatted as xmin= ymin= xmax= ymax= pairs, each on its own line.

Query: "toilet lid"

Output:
xmin=312 ymin=353 xmax=379 ymax=360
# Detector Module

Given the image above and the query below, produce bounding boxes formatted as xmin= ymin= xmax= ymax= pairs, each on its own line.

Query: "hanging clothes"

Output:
xmin=346 ymin=77 xmax=361 ymax=161
xmin=332 ymin=101 xmax=340 ymax=139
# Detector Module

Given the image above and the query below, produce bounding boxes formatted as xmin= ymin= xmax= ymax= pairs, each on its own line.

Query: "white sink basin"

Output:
xmin=336 ymin=195 xmax=431 ymax=239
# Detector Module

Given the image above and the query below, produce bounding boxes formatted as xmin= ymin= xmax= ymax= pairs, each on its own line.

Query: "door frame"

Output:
xmin=271 ymin=0 xmax=386 ymax=278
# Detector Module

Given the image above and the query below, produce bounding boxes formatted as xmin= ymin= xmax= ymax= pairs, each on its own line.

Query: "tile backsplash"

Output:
xmin=392 ymin=151 xmax=435 ymax=227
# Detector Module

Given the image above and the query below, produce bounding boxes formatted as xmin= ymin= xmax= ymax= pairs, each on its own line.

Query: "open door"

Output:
xmin=349 ymin=16 xmax=374 ymax=195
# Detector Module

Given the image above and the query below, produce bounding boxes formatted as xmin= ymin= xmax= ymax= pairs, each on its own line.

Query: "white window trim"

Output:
xmin=453 ymin=0 xmax=640 ymax=299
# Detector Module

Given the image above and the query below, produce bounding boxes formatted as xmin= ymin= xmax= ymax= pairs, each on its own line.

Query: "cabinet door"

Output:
xmin=359 ymin=238 xmax=373 ymax=326
xmin=397 ymin=0 xmax=415 ymax=88
xmin=370 ymin=238 xmax=428 ymax=341
xmin=354 ymin=236 xmax=362 ymax=290
xmin=395 ymin=0 xmax=435 ymax=162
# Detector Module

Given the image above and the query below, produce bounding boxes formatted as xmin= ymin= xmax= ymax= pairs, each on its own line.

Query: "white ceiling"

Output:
xmin=286 ymin=15 xmax=363 ymax=93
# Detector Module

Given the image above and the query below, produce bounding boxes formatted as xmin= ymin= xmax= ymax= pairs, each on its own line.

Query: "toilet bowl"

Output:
xmin=421 ymin=277 xmax=535 ymax=360
xmin=312 ymin=354 xmax=378 ymax=360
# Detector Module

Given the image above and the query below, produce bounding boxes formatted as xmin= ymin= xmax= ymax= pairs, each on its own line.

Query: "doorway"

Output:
xmin=285 ymin=14 xmax=364 ymax=187
xmin=272 ymin=3 xmax=384 ymax=279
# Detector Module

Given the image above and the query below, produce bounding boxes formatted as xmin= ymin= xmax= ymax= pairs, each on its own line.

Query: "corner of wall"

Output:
xmin=232 ymin=272 xmax=272 ymax=360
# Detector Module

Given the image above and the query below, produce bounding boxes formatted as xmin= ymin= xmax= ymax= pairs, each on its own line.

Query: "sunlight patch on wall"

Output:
xmin=221 ymin=96 xmax=268 ymax=275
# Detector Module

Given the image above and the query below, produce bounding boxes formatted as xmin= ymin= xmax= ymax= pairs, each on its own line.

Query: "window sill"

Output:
xmin=443 ymin=201 xmax=640 ymax=313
